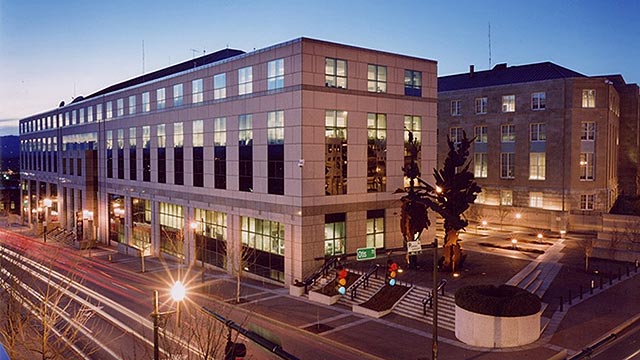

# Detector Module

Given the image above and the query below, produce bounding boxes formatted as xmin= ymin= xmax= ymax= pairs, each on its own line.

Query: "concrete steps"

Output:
xmin=393 ymin=286 xmax=456 ymax=332
xmin=334 ymin=271 xmax=457 ymax=331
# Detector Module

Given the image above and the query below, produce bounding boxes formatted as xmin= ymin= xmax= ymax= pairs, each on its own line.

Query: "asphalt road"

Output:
xmin=590 ymin=318 xmax=640 ymax=360
xmin=0 ymin=228 xmax=378 ymax=359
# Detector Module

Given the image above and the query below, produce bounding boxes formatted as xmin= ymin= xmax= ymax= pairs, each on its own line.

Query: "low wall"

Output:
xmin=455 ymin=305 xmax=540 ymax=348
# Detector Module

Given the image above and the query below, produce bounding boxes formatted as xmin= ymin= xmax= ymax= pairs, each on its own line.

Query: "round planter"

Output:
xmin=455 ymin=305 xmax=540 ymax=347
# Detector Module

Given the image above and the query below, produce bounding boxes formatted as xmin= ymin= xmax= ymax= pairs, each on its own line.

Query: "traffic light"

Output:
xmin=336 ymin=267 xmax=348 ymax=295
xmin=224 ymin=341 xmax=246 ymax=360
xmin=387 ymin=261 xmax=398 ymax=286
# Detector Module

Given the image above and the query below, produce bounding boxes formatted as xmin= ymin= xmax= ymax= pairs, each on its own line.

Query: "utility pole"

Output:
xmin=432 ymin=238 xmax=438 ymax=360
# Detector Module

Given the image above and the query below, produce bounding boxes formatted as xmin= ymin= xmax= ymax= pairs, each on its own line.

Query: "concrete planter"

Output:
xmin=289 ymin=284 xmax=305 ymax=297
xmin=308 ymin=290 xmax=341 ymax=305
xmin=455 ymin=305 xmax=541 ymax=348
xmin=75 ymin=240 xmax=96 ymax=250
xmin=352 ymin=285 xmax=412 ymax=319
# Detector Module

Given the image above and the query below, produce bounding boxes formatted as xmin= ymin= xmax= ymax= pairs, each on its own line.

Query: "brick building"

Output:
xmin=438 ymin=62 xmax=640 ymax=232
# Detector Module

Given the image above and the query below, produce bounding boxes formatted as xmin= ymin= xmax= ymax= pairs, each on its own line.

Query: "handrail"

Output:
xmin=350 ymin=264 xmax=380 ymax=300
xmin=299 ymin=256 xmax=341 ymax=293
xmin=422 ymin=279 xmax=448 ymax=315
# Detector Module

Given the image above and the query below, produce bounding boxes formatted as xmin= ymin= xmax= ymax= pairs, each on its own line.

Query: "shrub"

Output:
xmin=455 ymin=284 xmax=541 ymax=317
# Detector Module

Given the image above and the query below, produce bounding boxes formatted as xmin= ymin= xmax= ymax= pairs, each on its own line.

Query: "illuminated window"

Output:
xmin=579 ymin=152 xmax=594 ymax=180
xmin=529 ymin=192 xmax=543 ymax=208
xmin=474 ymin=125 xmax=487 ymax=143
xmin=529 ymin=152 xmax=546 ymax=180
xmin=474 ymin=153 xmax=488 ymax=178
xmin=367 ymin=113 xmax=387 ymax=193
xmin=325 ymin=58 xmax=347 ymax=88
xmin=367 ymin=64 xmax=387 ymax=93
xmin=502 ymin=95 xmax=515 ymax=112
xmin=582 ymin=89 xmax=596 ymax=108
xmin=366 ymin=210 xmax=385 ymax=249
xmin=501 ymin=124 xmax=515 ymax=142
xmin=500 ymin=190 xmax=513 ymax=206
xmin=325 ymin=213 xmax=346 ymax=256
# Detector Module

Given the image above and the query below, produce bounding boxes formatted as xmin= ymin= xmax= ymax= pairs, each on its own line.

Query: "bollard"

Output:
xmin=108 ymin=254 xmax=112 ymax=262
xmin=559 ymin=296 xmax=564 ymax=312
xmin=627 ymin=266 xmax=630 ymax=277
xmin=590 ymin=280 xmax=594 ymax=294
xmin=579 ymin=285 xmax=583 ymax=299
xmin=618 ymin=268 xmax=622 ymax=281
xmin=600 ymin=276 xmax=603 ymax=289
xmin=609 ymin=276 xmax=612 ymax=285
xmin=636 ymin=259 xmax=639 ymax=271
xmin=568 ymin=290 xmax=572 ymax=305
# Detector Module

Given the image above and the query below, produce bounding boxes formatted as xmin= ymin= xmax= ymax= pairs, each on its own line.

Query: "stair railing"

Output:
xmin=300 ymin=256 xmax=341 ymax=293
xmin=422 ymin=279 xmax=448 ymax=315
xmin=350 ymin=264 xmax=380 ymax=300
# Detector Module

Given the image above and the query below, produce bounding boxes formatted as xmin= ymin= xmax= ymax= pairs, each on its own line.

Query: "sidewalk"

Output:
xmin=4 ymin=222 xmax=640 ymax=359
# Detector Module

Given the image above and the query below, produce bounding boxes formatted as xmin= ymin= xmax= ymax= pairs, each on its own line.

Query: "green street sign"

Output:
xmin=356 ymin=247 xmax=376 ymax=261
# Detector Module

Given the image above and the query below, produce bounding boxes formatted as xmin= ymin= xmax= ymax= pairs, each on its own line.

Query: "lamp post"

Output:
xmin=432 ymin=238 xmax=438 ymax=360
xmin=151 ymin=281 xmax=185 ymax=360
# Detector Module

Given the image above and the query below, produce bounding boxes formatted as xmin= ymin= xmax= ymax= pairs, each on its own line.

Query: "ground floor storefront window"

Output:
xmin=159 ymin=202 xmax=184 ymax=259
xmin=241 ymin=216 xmax=284 ymax=282
xmin=108 ymin=194 xmax=124 ymax=243
xmin=131 ymin=197 xmax=151 ymax=250
xmin=194 ymin=209 xmax=227 ymax=269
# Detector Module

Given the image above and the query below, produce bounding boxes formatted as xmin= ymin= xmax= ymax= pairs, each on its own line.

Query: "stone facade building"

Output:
xmin=438 ymin=62 xmax=640 ymax=232
xmin=19 ymin=38 xmax=437 ymax=287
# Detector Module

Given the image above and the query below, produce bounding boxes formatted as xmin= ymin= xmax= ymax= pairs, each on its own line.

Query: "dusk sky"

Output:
xmin=1 ymin=0 xmax=638 ymax=136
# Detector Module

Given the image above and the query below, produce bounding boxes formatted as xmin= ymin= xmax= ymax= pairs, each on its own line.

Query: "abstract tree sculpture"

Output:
xmin=400 ymin=130 xmax=481 ymax=272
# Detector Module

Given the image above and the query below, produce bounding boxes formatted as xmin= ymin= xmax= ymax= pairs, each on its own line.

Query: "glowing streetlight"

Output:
xmin=151 ymin=281 xmax=187 ymax=359
xmin=515 ymin=213 xmax=522 ymax=220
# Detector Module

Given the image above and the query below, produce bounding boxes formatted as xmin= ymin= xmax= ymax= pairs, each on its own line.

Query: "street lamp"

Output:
xmin=151 ymin=281 xmax=185 ymax=360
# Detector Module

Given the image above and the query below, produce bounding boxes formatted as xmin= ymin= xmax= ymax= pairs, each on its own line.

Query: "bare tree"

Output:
xmin=0 ymin=246 xmax=106 ymax=359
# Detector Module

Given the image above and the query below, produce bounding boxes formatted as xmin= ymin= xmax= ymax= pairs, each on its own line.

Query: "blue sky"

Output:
xmin=1 ymin=0 xmax=638 ymax=135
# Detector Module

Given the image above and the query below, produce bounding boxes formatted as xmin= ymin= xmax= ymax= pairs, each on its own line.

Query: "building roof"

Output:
xmin=438 ymin=62 xmax=586 ymax=92
xmin=81 ymin=48 xmax=245 ymax=101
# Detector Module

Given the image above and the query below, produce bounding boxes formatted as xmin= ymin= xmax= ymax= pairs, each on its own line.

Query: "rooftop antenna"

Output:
xmin=190 ymin=48 xmax=205 ymax=59
xmin=142 ymin=40 xmax=146 ymax=74
xmin=488 ymin=22 xmax=492 ymax=68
